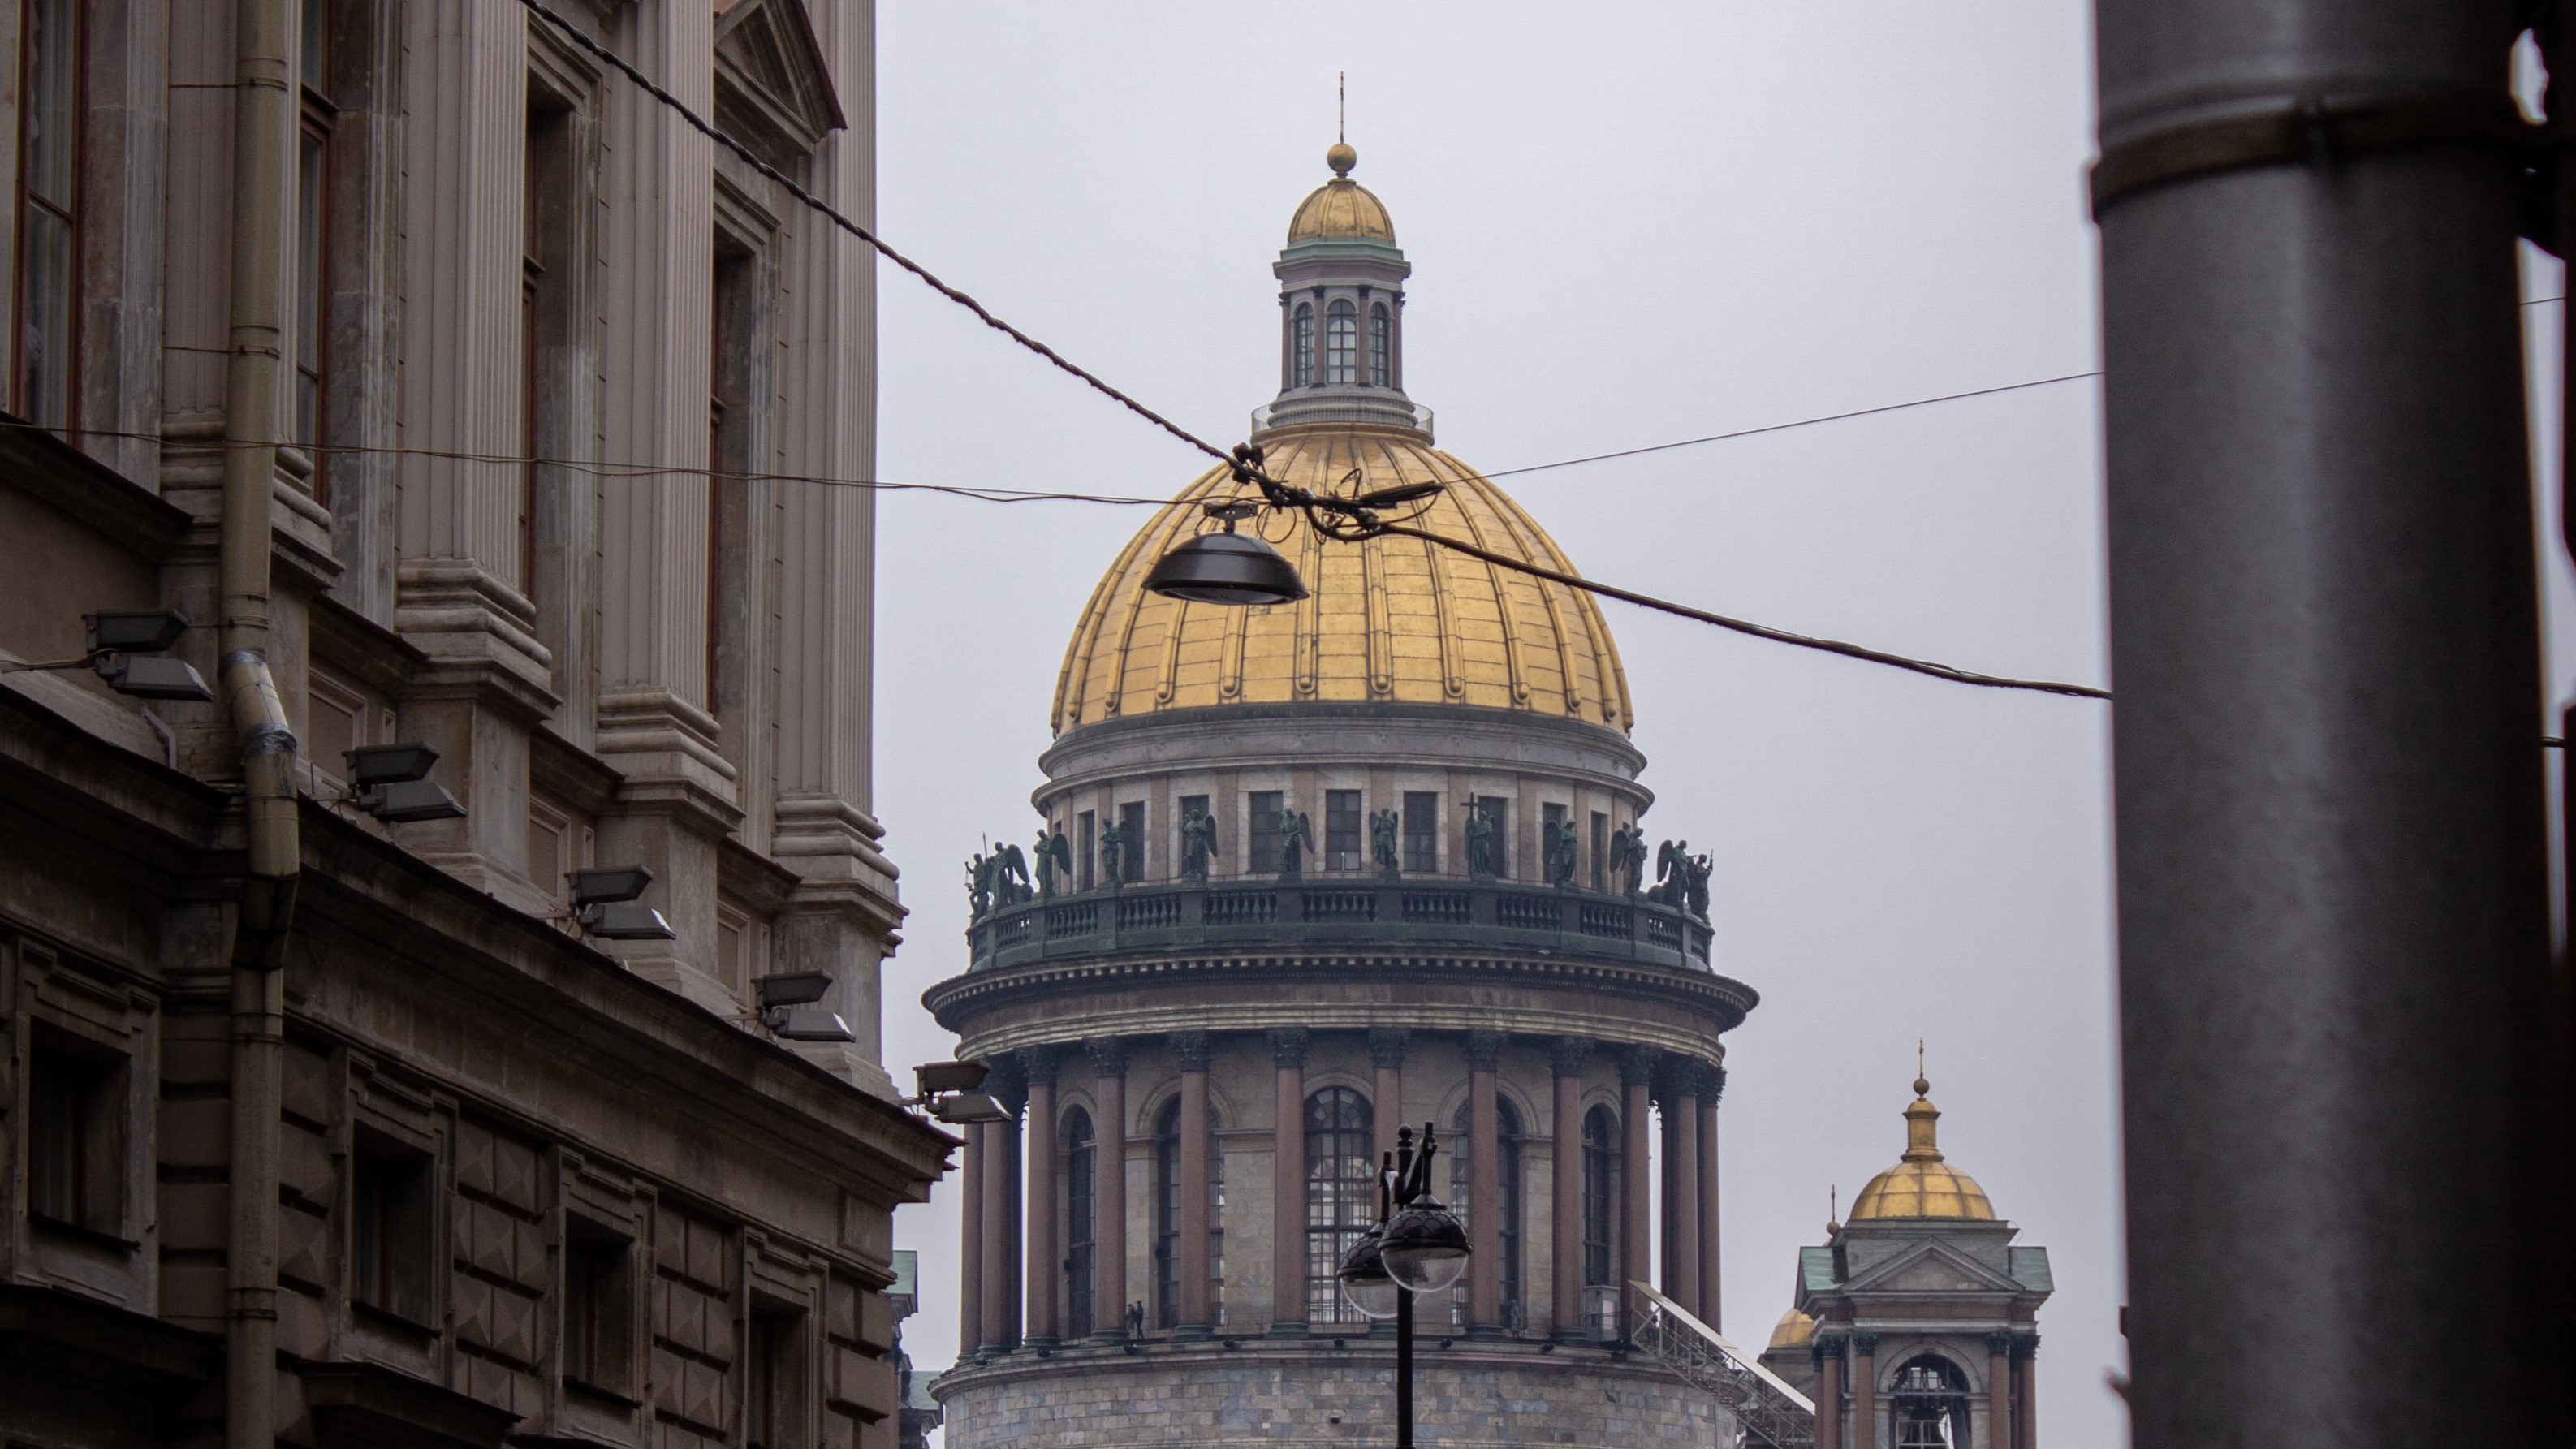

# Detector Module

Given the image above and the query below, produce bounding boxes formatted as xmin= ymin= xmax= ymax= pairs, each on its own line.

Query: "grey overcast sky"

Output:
xmin=868 ymin=8 xmax=2572 ymax=1448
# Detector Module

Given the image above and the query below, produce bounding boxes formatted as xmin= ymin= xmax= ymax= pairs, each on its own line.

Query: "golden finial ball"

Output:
xmin=1327 ymin=141 xmax=1357 ymax=176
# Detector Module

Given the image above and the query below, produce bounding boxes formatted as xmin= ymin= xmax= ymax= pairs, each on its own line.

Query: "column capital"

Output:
xmin=1656 ymin=1052 xmax=1700 ymax=1101
xmin=1618 ymin=1043 xmax=1660 ymax=1088
xmin=1367 ymin=1026 xmax=1409 ymax=1069
xmin=985 ymin=1060 xmax=1029 ymax=1118
xmin=1691 ymin=1060 xmax=1726 ymax=1101
xmin=1085 ymin=1036 xmax=1129 ymax=1076
xmin=1985 ymin=1330 xmax=2017 ymax=1357
xmin=1851 ymin=1331 xmax=1880 ymax=1356
xmin=1269 ymin=1027 xmax=1311 ymax=1068
xmin=2011 ymin=1333 xmax=2040 ymax=1361
xmin=1174 ymin=1030 xmax=1215 ymax=1072
xmin=1550 ymin=1035 xmax=1592 ymax=1077
xmin=1018 ymin=1044 xmax=1065 ymax=1086
xmin=1812 ymin=1334 xmax=1845 ymax=1365
xmin=1463 ymin=1029 xmax=1504 ymax=1071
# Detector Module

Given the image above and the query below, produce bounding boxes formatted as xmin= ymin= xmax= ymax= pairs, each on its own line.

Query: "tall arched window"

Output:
xmin=1061 ymin=1107 xmax=1095 ymax=1339
xmin=1449 ymin=1098 xmax=1525 ymax=1328
xmin=1291 ymin=304 xmax=1314 ymax=387
xmin=1152 ymin=1098 xmax=1223 ymax=1328
xmin=1305 ymin=1086 xmax=1376 ymax=1324
xmin=1369 ymin=303 xmax=1391 ymax=386
xmin=1581 ymin=1105 xmax=1617 ymax=1287
xmin=1892 ymin=1356 xmax=1970 ymax=1448
xmin=1326 ymin=300 xmax=1358 ymax=383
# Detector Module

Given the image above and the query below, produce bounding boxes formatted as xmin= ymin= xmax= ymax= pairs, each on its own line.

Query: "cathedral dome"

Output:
xmin=1287 ymin=143 xmax=1396 ymax=244
xmin=1767 ymin=1308 xmax=1817 ymax=1351
xmin=1845 ymin=1074 xmax=1997 ymax=1223
xmin=1051 ymin=426 xmax=1634 ymax=735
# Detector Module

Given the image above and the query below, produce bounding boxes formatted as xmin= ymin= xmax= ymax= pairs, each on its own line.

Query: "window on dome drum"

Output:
xmin=13 ymin=0 xmax=81 ymax=432
xmin=1892 ymin=1356 xmax=1970 ymax=1449
xmin=1474 ymin=796 xmax=1511 ymax=877
xmin=1325 ymin=790 xmax=1363 ymax=870
xmin=1581 ymin=1105 xmax=1618 ymax=1286
xmin=1449 ymin=1098 xmax=1525 ymax=1330
xmin=1305 ymin=1087 xmax=1376 ymax=1325
xmin=1062 ymin=1108 xmax=1096 ymax=1339
xmin=1292 ymin=304 xmax=1314 ymax=387
xmin=1543 ymin=802 xmax=1568 ymax=883
xmin=1326 ymin=300 xmax=1358 ymax=383
xmin=1077 ymin=810 xmax=1096 ymax=891
xmin=1402 ymin=791 xmax=1440 ymax=874
xmin=1248 ymin=791 xmax=1284 ymax=874
xmin=1369 ymin=302 xmax=1391 ymax=386
xmin=1591 ymin=812 xmax=1610 ymax=892
xmin=1119 ymin=801 xmax=1146 ymax=883
xmin=1152 ymin=1098 xmax=1223 ymax=1328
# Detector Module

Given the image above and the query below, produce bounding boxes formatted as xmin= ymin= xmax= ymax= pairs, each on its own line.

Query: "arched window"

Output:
xmin=1305 ymin=1086 xmax=1376 ymax=1324
xmin=1449 ymin=1098 xmax=1525 ymax=1329
xmin=1581 ymin=1105 xmax=1617 ymax=1286
xmin=1291 ymin=304 xmax=1314 ymax=387
xmin=1369 ymin=303 xmax=1391 ymax=386
xmin=1151 ymin=1098 xmax=1224 ymax=1329
xmin=1326 ymin=300 xmax=1358 ymax=383
xmin=1061 ymin=1107 xmax=1095 ymax=1339
xmin=1892 ymin=1356 xmax=1970 ymax=1449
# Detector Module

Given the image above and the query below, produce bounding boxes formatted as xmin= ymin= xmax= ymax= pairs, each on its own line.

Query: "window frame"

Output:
xmin=1150 ymin=1097 xmax=1223 ymax=1329
xmin=1324 ymin=789 xmax=1362 ymax=871
xmin=1291 ymin=304 xmax=1314 ymax=387
xmin=1061 ymin=1107 xmax=1096 ymax=1339
xmin=1368 ymin=302 xmax=1390 ymax=386
xmin=25 ymin=1028 xmax=128 ymax=1239
xmin=1401 ymin=791 xmax=1440 ymax=875
xmin=1581 ymin=1105 xmax=1617 ymax=1287
xmin=11 ymin=0 xmax=83 ymax=432
xmin=563 ymin=1216 xmax=637 ymax=1399
xmin=1247 ymin=790 xmax=1284 ymax=875
xmin=1325 ymin=299 xmax=1358 ymax=384
xmin=1304 ymin=1085 xmax=1376 ymax=1326
xmin=348 ymin=1126 xmax=437 ymax=1326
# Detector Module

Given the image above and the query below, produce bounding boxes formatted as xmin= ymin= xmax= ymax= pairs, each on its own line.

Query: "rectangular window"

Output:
xmin=1543 ymin=801 xmax=1567 ymax=886
xmin=1246 ymin=791 xmax=1283 ymax=875
xmin=746 ymin=1304 xmax=805 ymax=1449
xmin=1591 ymin=811 xmax=1609 ymax=892
xmin=563 ymin=1220 xmax=634 ymax=1396
xmin=1475 ymin=796 xmax=1511 ymax=878
xmin=28 ymin=1037 xmax=123 ymax=1234
xmin=1324 ymin=790 xmax=1362 ymax=871
xmin=707 ymin=242 xmax=757 ymax=720
xmin=1401 ymin=791 xmax=1439 ymax=874
xmin=296 ymin=0 xmax=336 ymax=498
xmin=350 ymin=1132 xmax=434 ymax=1322
xmin=1077 ymin=809 xmax=1095 ymax=891
xmin=13 ymin=0 xmax=81 ymax=430
xmin=1118 ymin=801 xmax=1146 ymax=883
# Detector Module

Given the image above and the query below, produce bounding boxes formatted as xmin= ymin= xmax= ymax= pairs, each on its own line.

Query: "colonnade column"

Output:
xmin=978 ymin=1059 xmax=1025 ymax=1352
xmin=2013 ymin=1335 xmax=2039 ymax=1449
xmin=1695 ymin=1061 xmax=1723 ymax=1327
xmin=1849 ymin=1333 xmax=1879 ymax=1449
xmin=1176 ymin=1031 xmax=1215 ymax=1335
xmin=1086 ymin=1037 xmax=1128 ymax=1341
xmin=958 ymin=1120 xmax=986 ymax=1356
xmin=1270 ymin=1028 xmax=1310 ymax=1335
xmin=1369 ymin=1027 xmax=1407 ymax=1165
xmin=1813 ymin=1336 xmax=1844 ymax=1449
xmin=1465 ymin=1029 xmax=1502 ymax=1333
xmin=1986 ymin=1333 xmax=2015 ymax=1449
xmin=1665 ymin=1058 xmax=1702 ymax=1317
xmin=1619 ymin=1046 xmax=1655 ymax=1329
xmin=1549 ymin=1037 xmax=1589 ymax=1340
xmin=1021 ymin=1047 xmax=1060 ymax=1348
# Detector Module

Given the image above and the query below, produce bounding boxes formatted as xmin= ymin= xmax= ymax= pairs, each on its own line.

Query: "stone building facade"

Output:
xmin=0 ymin=4 xmax=950 ymax=1449
xmin=1756 ymin=1078 xmax=2052 ymax=1449
xmin=928 ymin=145 xmax=1754 ymax=1448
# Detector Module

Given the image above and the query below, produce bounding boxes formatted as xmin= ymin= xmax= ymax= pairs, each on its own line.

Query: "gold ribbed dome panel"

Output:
xmin=1767 ymin=1309 xmax=1816 ymax=1351
xmin=1288 ymin=177 xmax=1396 ymax=244
xmin=1845 ymin=1079 xmax=1997 ymax=1223
xmin=1051 ymin=428 xmax=1633 ymax=735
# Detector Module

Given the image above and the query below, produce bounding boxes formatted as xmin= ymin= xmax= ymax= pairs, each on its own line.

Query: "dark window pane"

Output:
xmin=1369 ymin=304 xmax=1390 ymax=386
xmin=1305 ymin=1086 xmax=1375 ymax=1324
xmin=1119 ymin=801 xmax=1146 ymax=882
xmin=1248 ymin=791 xmax=1282 ymax=874
xmin=1325 ymin=790 xmax=1362 ymax=870
xmin=1292 ymin=305 xmax=1313 ymax=387
xmin=1077 ymin=810 xmax=1095 ymax=891
xmin=1325 ymin=300 xmax=1357 ymax=384
xmin=1064 ymin=1109 xmax=1095 ymax=1339
xmin=1402 ymin=791 xmax=1439 ymax=874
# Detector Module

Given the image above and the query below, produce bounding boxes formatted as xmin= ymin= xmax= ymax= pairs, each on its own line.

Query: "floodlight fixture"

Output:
xmin=577 ymin=902 xmax=675 ymax=941
xmin=766 ymin=1007 xmax=855 ymax=1043
xmin=359 ymin=778 xmax=467 ymax=823
xmin=84 ymin=610 xmax=189 ymax=655
xmin=914 ymin=1060 xmax=990 ymax=1098
xmin=567 ymin=865 xmax=654 ymax=906
xmin=93 ymin=653 xmax=214 ymax=702
xmin=755 ymin=971 xmax=834 ymax=1008
xmin=346 ymin=743 xmax=438 ymax=786
xmin=932 ymin=1092 xmax=1011 ymax=1125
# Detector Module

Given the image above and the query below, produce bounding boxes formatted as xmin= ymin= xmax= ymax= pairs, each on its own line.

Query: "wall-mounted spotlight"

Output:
xmin=4 ymin=609 xmax=211 ymax=701
xmin=904 ymin=1059 xmax=1008 ymax=1123
xmin=755 ymin=971 xmax=852 ymax=1042
xmin=568 ymin=865 xmax=675 ymax=942
xmin=345 ymin=743 xmax=465 ymax=822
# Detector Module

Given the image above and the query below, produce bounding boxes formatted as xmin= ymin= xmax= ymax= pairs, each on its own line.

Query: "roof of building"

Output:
xmin=1767 ymin=1307 xmax=1817 ymax=1350
xmin=1051 ymin=428 xmax=1634 ymax=735
xmin=1845 ymin=1072 xmax=1998 ymax=1223
xmin=1287 ymin=143 xmax=1396 ymax=244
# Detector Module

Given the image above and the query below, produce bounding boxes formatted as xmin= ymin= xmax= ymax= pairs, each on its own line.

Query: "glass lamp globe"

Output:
xmin=1379 ymin=1199 xmax=1470 ymax=1294
xmin=1336 ymin=1227 xmax=1402 ymax=1321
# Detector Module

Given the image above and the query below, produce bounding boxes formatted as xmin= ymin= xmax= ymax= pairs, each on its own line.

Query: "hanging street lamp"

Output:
xmin=1337 ymin=1123 xmax=1470 ymax=1449
xmin=1141 ymin=500 xmax=1308 ymax=606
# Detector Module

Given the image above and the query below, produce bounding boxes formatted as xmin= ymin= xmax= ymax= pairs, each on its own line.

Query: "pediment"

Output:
xmin=713 ymin=0 xmax=847 ymax=168
xmin=1840 ymin=1239 xmax=2023 ymax=1297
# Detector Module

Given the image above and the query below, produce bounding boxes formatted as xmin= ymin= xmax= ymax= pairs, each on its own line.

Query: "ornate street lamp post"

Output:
xmin=1337 ymin=1124 xmax=1469 ymax=1449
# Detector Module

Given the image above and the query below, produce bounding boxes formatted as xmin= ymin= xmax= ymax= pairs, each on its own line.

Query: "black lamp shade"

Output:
xmin=1144 ymin=530 xmax=1309 ymax=606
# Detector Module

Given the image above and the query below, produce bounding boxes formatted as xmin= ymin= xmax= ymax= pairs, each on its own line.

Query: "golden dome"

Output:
xmin=1767 ymin=1309 xmax=1817 ymax=1351
xmin=1052 ymin=426 xmax=1634 ymax=735
xmin=1845 ymin=1073 xmax=1997 ymax=1223
xmin=1288 ymin=144 xmax=1396 ymax=244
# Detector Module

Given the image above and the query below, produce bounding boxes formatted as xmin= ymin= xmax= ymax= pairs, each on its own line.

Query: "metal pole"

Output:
xmin=1396 ymin=1284 xmax=1414 ymax=1449
xmin=2092 ymin=4 xmax=2558 ymax=1446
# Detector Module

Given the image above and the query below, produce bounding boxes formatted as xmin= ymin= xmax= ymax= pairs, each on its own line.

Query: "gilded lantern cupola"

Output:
xmin=1266 ymin=142 xmax=1422 ymax=438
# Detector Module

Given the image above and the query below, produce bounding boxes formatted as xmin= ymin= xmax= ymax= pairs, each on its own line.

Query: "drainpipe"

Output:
xmin=221 ymin=1 xmax=296 ymax=1447
xmin=2092 ymin=4 xmax=2555 ymax=1446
